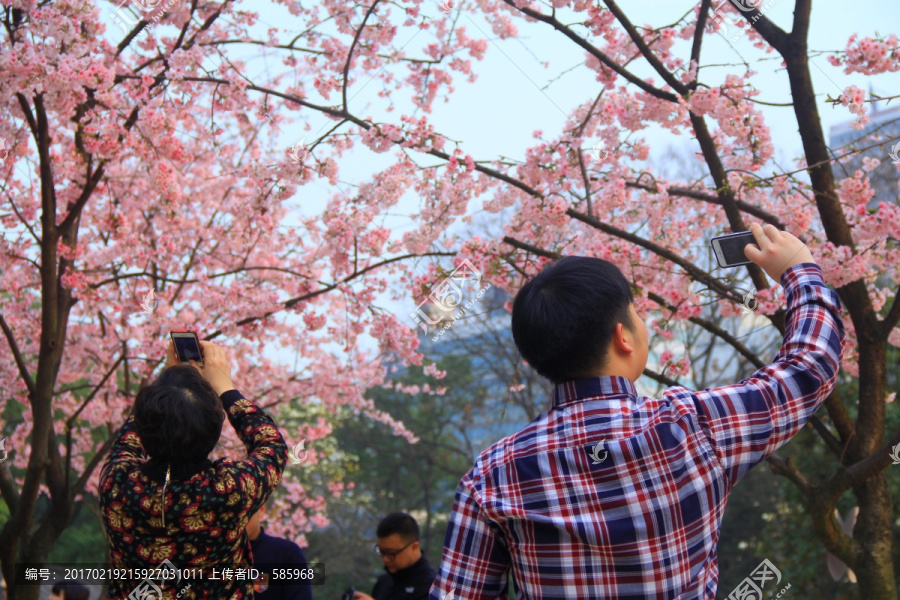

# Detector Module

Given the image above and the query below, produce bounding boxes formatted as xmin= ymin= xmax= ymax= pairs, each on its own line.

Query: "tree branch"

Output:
xmin=603 ymin=0 xmax=688 ymax=94
xmin=0 ymin=312 xmax=36 ymax=398
xmin=204 ymin=252 xmax=454 ymax=340
xmin=881 ymin=283 xmax=900 ymax=338
xmin=822 ymin=430 xmax=900 ymax=501
xmin=624 ymin=180 xmax=787 ymax=228
xmin=765 ymin=453 xmax=811 ymax=494
xmin=808 ymin=414 xmax=847 ymax=462
xmin=500 ymin=0 xmax=678 ymax=102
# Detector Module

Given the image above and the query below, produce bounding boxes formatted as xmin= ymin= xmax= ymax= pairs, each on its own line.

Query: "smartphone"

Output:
xmin=711 ymin=231 xmax=758 ymax=268
xmin=170 ymin=331 xmax=203 ymax=366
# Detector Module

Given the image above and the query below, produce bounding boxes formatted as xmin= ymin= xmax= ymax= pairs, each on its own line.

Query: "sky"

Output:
xmin=99 ymin=0 xmax=900 ymax=402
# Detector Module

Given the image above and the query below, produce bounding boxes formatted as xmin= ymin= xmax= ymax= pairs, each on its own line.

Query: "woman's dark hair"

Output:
xmin=376 ymin=512 xmax=420 ymax=543
xmin=134 ymin=365 xmax=225 ymax=468
xmin=51 ymin=581 xmax=90 ymax=600
xmin=511 ymin=256 xmax=635 ymax=384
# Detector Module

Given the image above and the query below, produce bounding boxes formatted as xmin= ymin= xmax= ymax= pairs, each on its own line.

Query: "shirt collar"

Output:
xmin=551 ymin=376 xmax=638 ymax=408
xmin=250 ymin=526 xmax=269 ymax=548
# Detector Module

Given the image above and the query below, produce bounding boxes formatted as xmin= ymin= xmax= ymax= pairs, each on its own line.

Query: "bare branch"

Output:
xmin=0 ymin=312 xmax=36 ymax=398
xmin=603 ymin=0 xmax=688 ymax=94
xmin=500 ymin=0 xmax=678 ymax=102
xmin=765 ymin=453 xmax=811 ymax=494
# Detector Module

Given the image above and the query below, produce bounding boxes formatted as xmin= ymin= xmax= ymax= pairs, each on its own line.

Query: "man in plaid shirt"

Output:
xmin=430 ymin=223 xmax=845 ymax=600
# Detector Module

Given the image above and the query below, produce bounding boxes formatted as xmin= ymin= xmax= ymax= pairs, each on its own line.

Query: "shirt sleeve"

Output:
xmin=685 ymin=262 xmax=845 ymax=486
xmin=218 ymin=390 xmax=288 ymax=516
xmin=429 ymin=467 xmax=511 ymax=600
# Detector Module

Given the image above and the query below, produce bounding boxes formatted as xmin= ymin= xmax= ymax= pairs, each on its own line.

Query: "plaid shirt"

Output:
xmin=430 ymin=264 xmax=844 ymax=600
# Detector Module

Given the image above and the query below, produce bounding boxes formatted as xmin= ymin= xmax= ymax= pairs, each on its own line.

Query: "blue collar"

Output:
xmin=551 ymin=376 xmax=638 ymax=408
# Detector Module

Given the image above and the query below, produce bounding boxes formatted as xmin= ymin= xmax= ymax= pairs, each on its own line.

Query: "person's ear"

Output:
xmin=611 ymin=322 xmax=635 ymax=354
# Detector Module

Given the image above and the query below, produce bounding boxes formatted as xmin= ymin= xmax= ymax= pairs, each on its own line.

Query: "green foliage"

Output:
xmin=47 ymin=496 xmax=107 ymax=566
xmin=303 ymin=352 xmax=519 ymax=600
xmin=718 ymin=342 xmax=900 ymax=598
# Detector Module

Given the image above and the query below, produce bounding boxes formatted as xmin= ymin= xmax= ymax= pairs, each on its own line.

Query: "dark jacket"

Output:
xmin=371 ymin=555 xmax=436 ymax=600
xmin=99 ymin=390 xmax=287 ymax=600
xmin=250 ymin=527 xmax=313 ymax=600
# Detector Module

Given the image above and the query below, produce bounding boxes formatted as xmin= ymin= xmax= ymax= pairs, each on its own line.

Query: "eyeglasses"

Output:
xmin=373 ymin=540 xmax=414 ymax=559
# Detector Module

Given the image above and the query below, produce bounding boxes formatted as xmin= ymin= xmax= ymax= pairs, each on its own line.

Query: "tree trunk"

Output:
xmin=852 ymin=473 xmax=896 ymax=599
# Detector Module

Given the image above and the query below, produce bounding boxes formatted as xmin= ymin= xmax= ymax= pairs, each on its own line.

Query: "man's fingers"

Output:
xmin=762 ymin=223 xmax=783 ymax=246
xmin=743 ymin=241 xmax=761 ymax=262
xmin=749 ymin=223 xmax=770 ymax=252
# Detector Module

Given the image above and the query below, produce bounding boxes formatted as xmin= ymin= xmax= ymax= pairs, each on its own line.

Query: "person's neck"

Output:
xmin=249 ymin=526 xmax=263 ymax=541
xmin=584 ymin=364 xmax=640 ymax=382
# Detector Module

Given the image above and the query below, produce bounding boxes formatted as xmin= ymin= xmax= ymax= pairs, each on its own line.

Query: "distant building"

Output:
xmin=828 ymin=100 xmax=900 ymax=208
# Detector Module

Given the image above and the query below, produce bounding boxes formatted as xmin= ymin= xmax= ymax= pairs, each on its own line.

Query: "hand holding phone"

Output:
xmin=710 ymin=231 xmax=758 ymax=268
xmin=742 ymin=223 xmax=815 ymax=281
xmin=711 ymin=224 xmax=815 ymax=281
xmin=196 ymin=341 xmax=235 ymax=396
xmin=168 ymin=333 xmax=235 ymax=396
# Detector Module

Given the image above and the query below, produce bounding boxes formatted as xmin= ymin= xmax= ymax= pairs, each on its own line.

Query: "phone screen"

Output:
xmin=172 ymin=334 xmax=202 ymax=363
xmin=713 ymin=232 xmax=757 ymax=266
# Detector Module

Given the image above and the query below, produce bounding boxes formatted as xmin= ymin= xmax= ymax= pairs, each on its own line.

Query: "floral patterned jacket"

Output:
xmin=100 ymin=389 xmax=287 ymax=599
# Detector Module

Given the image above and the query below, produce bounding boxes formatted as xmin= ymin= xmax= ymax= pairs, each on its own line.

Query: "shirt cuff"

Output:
xmin=220 ymin=389 xmax=245 ymax=410
xmin=779 ymin=262 xmax=823 ymax=289
xmin=779 ymin=262 xmax=843 ymax=315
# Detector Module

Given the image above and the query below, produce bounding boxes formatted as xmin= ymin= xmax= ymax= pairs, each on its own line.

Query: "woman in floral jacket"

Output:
xmin=100 ymin=340 xmax=287 ymax=599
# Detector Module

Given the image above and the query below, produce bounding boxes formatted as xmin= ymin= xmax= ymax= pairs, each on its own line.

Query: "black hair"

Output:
xmin=376 ymin=512 xmax=420 ymax=543
xmin=52 ymin=581 xmax=90 ymax=600
xmin=511 ymin=256 xmax=636 ymax=384
xmin=134 ymin=365 xmax=225 ymax=472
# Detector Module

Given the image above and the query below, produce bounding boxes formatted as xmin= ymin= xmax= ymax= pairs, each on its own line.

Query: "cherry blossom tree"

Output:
xmin=0 ymin=1 xmax=456 ymax=597
xmin=1 ymin=0 xmax=899 ymax=598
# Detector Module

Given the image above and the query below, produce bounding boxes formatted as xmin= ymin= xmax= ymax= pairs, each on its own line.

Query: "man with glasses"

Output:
xmin=354 ymin=512 xmax=437 ymax=600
